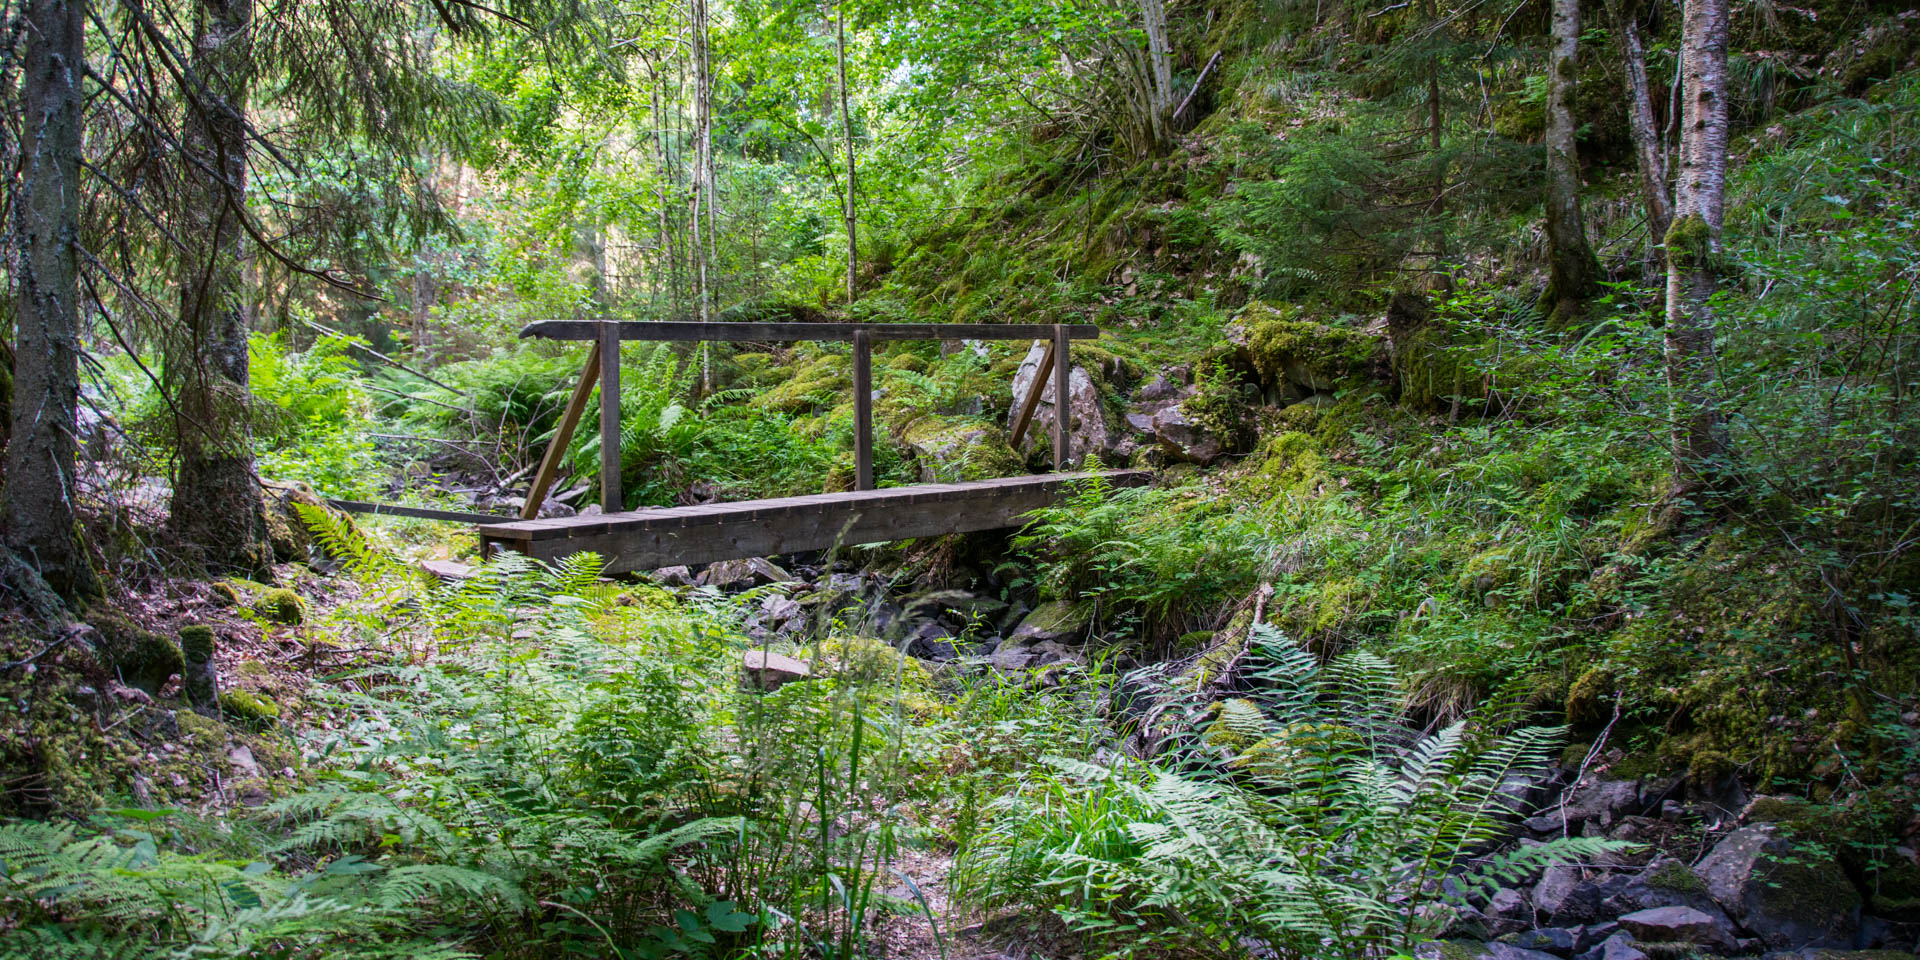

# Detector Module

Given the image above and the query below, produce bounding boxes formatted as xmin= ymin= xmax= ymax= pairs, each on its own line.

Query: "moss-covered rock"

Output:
xmin=85 ymin=611 xmax=184 ymax=695
xmin=902 ymin=417 xmax=1025 ymax=482
xmin=210 ymin=581 xmax=243 ymax=606
xmin=261 ymin=480 xmax=332 ymax=564
xmin=259 ymin=588 xmax=304 ymax=625
xmin=752 ymin=352 xmax=849 ymax=414
xmin=219 ymin=689 xmax=281 ymax=729
xmin=1236 ymin=303 xmax=1383 ymax=394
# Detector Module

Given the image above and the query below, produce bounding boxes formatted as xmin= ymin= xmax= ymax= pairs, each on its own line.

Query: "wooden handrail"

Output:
xmin=520 ymin=320 xmax=1101 ymax=342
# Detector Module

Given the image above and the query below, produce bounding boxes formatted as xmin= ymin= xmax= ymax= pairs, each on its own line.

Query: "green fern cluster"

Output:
xmin=955 ymin=626 xmax=1627 ymax=959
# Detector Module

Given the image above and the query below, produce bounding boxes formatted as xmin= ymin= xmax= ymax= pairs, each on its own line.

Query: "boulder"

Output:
xmin=903 ymin=418 xmax=1024 ymax=482
xmin=1603 ymin=857 xmax=1729 ymax=919
xmin=988 ymin=639 xmax=1082 ymax=673
xmin=699 ymin=557 xmax=795 ymax=589
xmin=1006 ymin=600 xmax=1089 ymax=644
xmin=1149 ymin=401 xmax=1230 ymax=464
xmin=1694 ymin=824 xmax=1861 ymax=949
xmin=1499 ymin=927 xmax=1580 ymax=956
xmin=741 ymin=650 xmax=812 ymax=692
xmin=1008 ymin=342 xmax=1112 ymax=462
xmin=1485 ymin=886 xmax=1533 ymax=936
xmin=1534 ymin=866 xmax=1612 ymax=925
xmin=1616 ymin=906 xmax=1738 ymax=952
xmin=1416 ymin=943 xmax=1564 ymax=960
xmin=261 ymin=480 xmax=337 ymax=564
xmin=651 ymin=565 xmax=696 ymax=587
xmin=1572 ymin=932 xmax=1649 ymax=960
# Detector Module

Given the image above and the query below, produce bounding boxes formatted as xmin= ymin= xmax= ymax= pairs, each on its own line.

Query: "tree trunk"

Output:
xmin=168 ymin=0 xmax=272 ymax=574
xmin=6 ymin=0 xmax=101 ymax=603
xmin=1620 ymin=0 xmax=1673 ymax=249
xmin=691 ymin=0 xmax=714 ymax=324
xmin=835 ymin=0 xmax=858 ymax=304
xmin=1140 ymin=0 xmax=1173 ymax=125
xmin=1664 ymin=0 xmax=1731 ymax=490
xmin=1540 ymin=0 xmax=1602 ymax=326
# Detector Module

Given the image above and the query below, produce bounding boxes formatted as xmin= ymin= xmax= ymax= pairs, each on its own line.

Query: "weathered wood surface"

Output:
xmin=598 ymin=322 xmax=622 ymax=512
xmin=1008 ymin=338 xmax=1055 ymax=447
xmin=520 ymin=320 xmax=1102 ymax=343
xmin=521 ymin=341 xmax=601 ymax=520
xmin=329 ymin=499 xmax=509 ymax=524
xmin=852 ymin=330 xmax=873 ymax=490
xmin=478 ymin=469 xmax=1150 ymax=574
xmin=1052 ymin=324 xmax=1071 ymax=470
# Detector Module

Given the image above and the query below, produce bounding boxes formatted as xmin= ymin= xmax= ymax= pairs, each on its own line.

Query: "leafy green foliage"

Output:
xmin=957 ymin=632 xmax=1626 ymax=959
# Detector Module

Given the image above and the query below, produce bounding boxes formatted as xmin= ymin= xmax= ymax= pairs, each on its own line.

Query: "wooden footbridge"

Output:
xmin=348 ymin=320 xmax=1149 ymax=575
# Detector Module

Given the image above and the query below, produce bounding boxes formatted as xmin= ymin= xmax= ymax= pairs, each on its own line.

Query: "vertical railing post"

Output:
xmin=853 ymin=329 xmax=873 ymax=490
xmin=599 ymin=321 xmax=623 ymax=513
xmin=1052 ymin=323 xmax=1070 ymax=471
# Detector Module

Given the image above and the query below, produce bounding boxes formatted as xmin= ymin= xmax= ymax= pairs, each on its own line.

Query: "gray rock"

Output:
xmin=699 ymin=557 xmax=795 ymax=589
xmin=651 ymin=565 xmax=695 ymax=587
xmin=1149 ymin=401 xmax=1228 ymax=464
xmin=1135 ymin=374 xmax=1184 ymax=402
xmin=1499 ymin=927 xmax=1580 ymax=956
xmin=1693 ymin=824 xmax=1861 ymax=949
xmin=1007 ymin=600 xmax=1089 ymax=644
xmin=760 ymin=594 xmax=805 ymax=628
xmin=741 ymin=650 xmax=812 ymax=692
xmin=988 ymin=639 xmax=1083 ymax=673
xmin=1485 ymin=886 xmax=1533 ymax=936
xmin=1009 ymin=342 xmax=1112 ymax=462
xmin=1555 ymin=779 xmax=1643 ymax=829
xmin=1603 ymin=856 xmax=1729 ymax=919
xmin=1535 ymin=866 xmax=1611 ymax=924
xmin=1572 ymin=932 xmax=1649 ymax=960
xmin=1616 ymin=906 xmax=1738 ymax=951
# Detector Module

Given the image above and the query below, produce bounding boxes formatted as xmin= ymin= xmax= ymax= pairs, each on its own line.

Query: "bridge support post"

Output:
xmin=599 ymin=321 xmax=622 ymax=513
xmin=1052 ymin=324 xmax=1070 ymax=470
xmin=853 ymin=330 xmax=873 ymax=490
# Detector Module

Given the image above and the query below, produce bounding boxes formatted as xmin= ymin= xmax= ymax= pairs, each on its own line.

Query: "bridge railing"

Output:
xmin=517 ymin=320 xmax=1104 ymax=519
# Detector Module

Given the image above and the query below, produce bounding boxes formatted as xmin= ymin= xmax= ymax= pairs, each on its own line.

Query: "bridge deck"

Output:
xmin=477 ymin=469 xmax=1150 ymax=575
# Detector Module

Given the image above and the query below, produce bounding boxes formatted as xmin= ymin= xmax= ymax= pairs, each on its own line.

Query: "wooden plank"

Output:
xmin=522 ymin=342 xmax=602 ymax=520
xmin=1052 ymin=324 xmax=1071 ymax=471
xmin=495 ymin=470 xmax=1150 ymax=573
xmin=330 ymin=499 xmax=509 ymax=523
xmin=476 ymin=469 xmax=1149 ymax=540
xmin=598 ymin=322 xmax=622 ymax=513
xmin=853 ymin=330 xmax=873 ymax=490
xmin=1008 ymin=338 xmax=1055 ymax=447
xmin=520 ymin=320 xmax=1103 ymax=343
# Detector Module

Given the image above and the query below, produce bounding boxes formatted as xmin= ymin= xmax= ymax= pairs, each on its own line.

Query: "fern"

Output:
xmin=966 ymin=652 xmax=1633 ymax=959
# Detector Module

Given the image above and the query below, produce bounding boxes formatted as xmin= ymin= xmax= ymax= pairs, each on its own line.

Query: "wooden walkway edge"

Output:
xmin=478 ymin=469 xmax=1151 ymax=575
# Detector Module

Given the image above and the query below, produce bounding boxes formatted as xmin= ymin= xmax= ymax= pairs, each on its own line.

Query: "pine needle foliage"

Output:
xmin=958 ymin=626 xmax=1627 ymax=959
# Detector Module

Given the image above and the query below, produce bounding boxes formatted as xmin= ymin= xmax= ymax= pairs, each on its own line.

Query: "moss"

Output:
xmin=1643 ymin=858 xmax=1709 ymax=895
xmin=1566 ymin=666 xmax=1618 ymax=724
xmin=219 ymin=689 xmax=281 ymax=729
xmin=210 ymin=582 xmax=243 ymax=606
xmin=178 ymin=625 xmax=215 ymax=663
xmin=259 ymin=588 xmax=304 ymax=625
xmin=1238 ymin=303 xmax=1381 ymax=392
xmin=1664 ymin=214 xmax=1714 ymax=270
xmin=1393 ymin=322 xmax=1490 ymax=412
xmin=85 ymin=611 xmax=184 ymax=694
xmin=901 ymin=418 xmax=1025 ymax=482
xmin=752 ymin=352 xmax=850 ymax=414
xmin=1239 ymin=431 xmax=1329 ymax=504
xmin=177 ymin=708 xmax=230 ymax=752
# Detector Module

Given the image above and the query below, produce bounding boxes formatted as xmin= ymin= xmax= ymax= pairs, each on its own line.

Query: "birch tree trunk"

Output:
xmin=835 ymin=0 xmax=858 ymax=304
xmin=1140 ymin=0 xmax=1173 ymax=121
xmin=6 ymin=0 xmax=102 ymax=601
xmin=1540 ymin=0 xmax=1602 ymax=326
xmin=1620 ymin=0 xmax=1673 ymax=248
xmin=168 ymin=0 xmax=272 ymax=574
xmin=691 ymin=0 xmax=714 ymax=323
xmin=1665 ymin=0 xmax=1731 ymax=490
